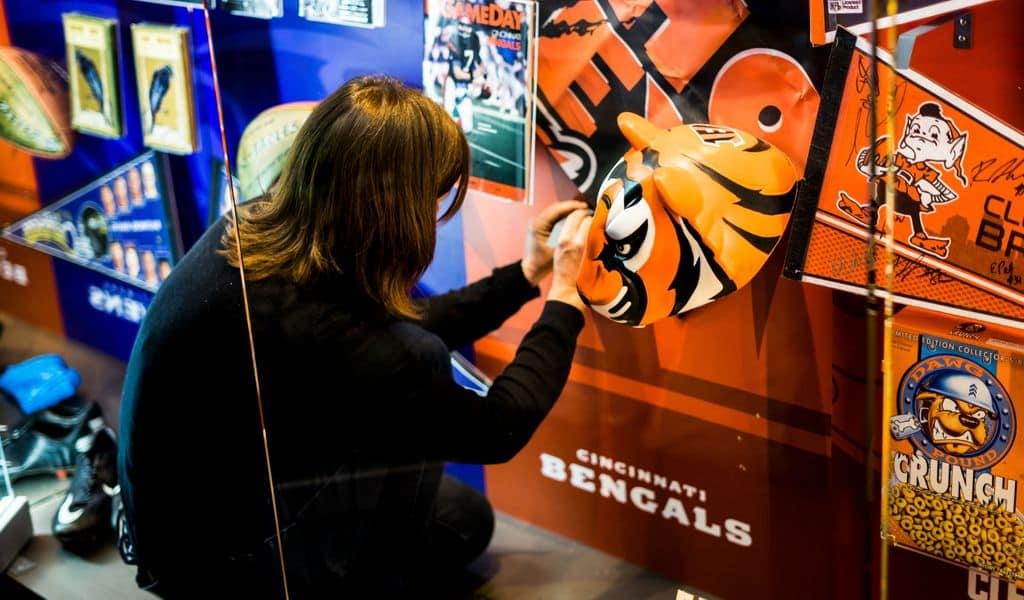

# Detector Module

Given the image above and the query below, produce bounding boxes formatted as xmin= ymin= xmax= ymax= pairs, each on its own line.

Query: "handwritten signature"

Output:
xmin=845 ymin=56 xmax=906 ymax=167
xmin=830 ymin=252 xmax=954 ymax=285
xmin=892 ymin=254 xmax=955 ymax=285
xmin=971 ymin=157 xmax=1024 ymax=184
xmin=991 ymin=260 xmax=1023 ymax=288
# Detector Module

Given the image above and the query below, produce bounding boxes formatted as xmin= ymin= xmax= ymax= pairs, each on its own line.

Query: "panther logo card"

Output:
xmin=63 ymin=13 xmax=122 ymax=139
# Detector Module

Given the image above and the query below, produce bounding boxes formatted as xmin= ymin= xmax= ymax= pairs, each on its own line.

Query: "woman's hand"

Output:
xmin=521 ymin=200 xmax=588 ymax=286
xmin=547 ymin=208 xmax=592 ymax=311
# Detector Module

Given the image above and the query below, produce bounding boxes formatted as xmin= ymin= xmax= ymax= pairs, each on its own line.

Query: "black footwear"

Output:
xmin=112 ymin=490 xmax=137 ymax=565
xmin=52 ymin=427 xmax=119 ymax=552
xmin=32 ymin=400 xmax=99 ymax=439
xmin=1 ymin=400 xmax=100 ymax=482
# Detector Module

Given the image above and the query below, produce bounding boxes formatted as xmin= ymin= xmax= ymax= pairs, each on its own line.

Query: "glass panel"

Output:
xmin=0 ymin=0 xmax=276 ymax=595
xmin=0 ymin=425 xmax=12 ymax=501
xmin=4 ymin=0 xmax=1020 ymax=598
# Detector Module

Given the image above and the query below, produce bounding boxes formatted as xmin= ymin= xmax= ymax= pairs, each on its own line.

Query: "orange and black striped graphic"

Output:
xmin=577 ymin=113 xmax=798 ymax=326
xmin=536 ymin=0 xmax=828 ymax=203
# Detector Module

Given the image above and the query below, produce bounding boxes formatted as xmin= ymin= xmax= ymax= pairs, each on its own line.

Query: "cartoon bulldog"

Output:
xmin=837 ymin=102 xmax=969 ymax=259
xmin=916 ymin=370 xmax=995 ymax=456
xmin=576 ymin=113 xmax=798 ymax=326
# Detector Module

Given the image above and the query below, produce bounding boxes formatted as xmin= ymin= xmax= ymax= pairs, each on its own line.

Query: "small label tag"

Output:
xmin=828 ymin=0 xmax=863 ymax=14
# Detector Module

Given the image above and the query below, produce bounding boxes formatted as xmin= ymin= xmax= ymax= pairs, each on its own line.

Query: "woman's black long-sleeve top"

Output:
xmin=117 ymin=215 xmax=584 ymax=597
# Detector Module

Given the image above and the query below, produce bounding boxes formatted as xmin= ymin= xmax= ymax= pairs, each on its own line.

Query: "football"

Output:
xmin=236 ymin=101 xmax=317 ymax=201
xmin=0 ymin=46 xmax=73 ymax=159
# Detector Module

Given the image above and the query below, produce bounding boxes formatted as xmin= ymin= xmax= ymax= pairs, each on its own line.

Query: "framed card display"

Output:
xmin=810 ymin=0 xmax=997 ymax=45
xmin=299 ymin=0 xmax=385 ymax=29
xmin=132 ymin=0 xmax=213 ymax=7
xmin=130 ymin=23 xmax=198 ymax=154
xmin=63 ymin=13 xmax=122 ymax=139
xmin=220 ymin=0 xmax=283 ymax=18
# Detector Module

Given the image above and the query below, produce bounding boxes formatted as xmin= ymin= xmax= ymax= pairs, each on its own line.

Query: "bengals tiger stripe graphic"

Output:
xmin=577 ymin=113 xmax=798 ymax=326
xmin=537 ymin=0 xmax=827 ymax=202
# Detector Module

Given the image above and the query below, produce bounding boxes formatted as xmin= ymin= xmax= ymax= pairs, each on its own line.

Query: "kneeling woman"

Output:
xmin=118 ymin=76 xmax=591 ymax=597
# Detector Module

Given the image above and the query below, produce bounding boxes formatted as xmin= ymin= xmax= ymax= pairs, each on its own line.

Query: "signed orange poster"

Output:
xmin=786 ymin=29 xmax=1024 ymax=328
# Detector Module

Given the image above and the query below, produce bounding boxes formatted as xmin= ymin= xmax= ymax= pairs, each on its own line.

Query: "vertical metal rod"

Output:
xmin=200 ymin=4 xmax=290 ymax=598
xmin=864 ymin=1 xmax=881 ymax=598
xmin=878 ymin=1 xmax=901 ymax=598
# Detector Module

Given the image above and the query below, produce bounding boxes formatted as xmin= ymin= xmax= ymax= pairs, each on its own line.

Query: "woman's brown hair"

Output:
xmin=220 ymin=75 xmax=470 ymax=318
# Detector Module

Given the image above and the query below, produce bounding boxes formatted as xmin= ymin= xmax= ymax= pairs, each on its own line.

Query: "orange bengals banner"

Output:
xmin=535 ymin=0 xmax=830 ymax=202
xmin=473 ymin=145 xmax=835 ymax=598
xmin=785 ymin=28 xmax=1024 ymax=329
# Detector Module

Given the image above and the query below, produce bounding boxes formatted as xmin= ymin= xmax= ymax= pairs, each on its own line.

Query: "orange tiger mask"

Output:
xmin=577 ymin=113 xmax=799 ymax=327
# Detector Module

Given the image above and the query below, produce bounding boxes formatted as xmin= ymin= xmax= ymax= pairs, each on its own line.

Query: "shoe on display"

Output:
xmin=0 ymin=372 xmax=94 ymax=449
xmin=112 ymin=490 xmax=136 ymax=565
xmin=2 ymin=431 xmax=76 ymax=482
xmin=33 ymin=399 xmax=98 ymax=436
xmin=2 ymin=403 xmax=101 ymax=482
xmin=38 ymin=391 xmax=91 ymax=416
xmin=52 ymin=427 xmax=119 ymax=551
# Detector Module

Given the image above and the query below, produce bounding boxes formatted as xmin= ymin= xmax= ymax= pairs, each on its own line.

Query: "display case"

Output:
xmin=0 ymin=0 xmax=1020 ymax=597
xmin=0 ymin=424 xmax=33 ymax=573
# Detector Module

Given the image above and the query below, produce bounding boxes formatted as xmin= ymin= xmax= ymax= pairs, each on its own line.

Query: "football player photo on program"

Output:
xmin=423 ymin=0 xmax=536 ymax=203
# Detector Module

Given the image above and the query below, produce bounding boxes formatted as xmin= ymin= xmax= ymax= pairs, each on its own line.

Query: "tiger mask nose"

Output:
xmin=577 ymin=113 xmax=799 ymax=326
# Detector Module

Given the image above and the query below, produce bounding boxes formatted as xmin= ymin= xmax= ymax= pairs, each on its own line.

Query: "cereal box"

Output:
xmin=889 ymin=307 xmax=1024 ymax=578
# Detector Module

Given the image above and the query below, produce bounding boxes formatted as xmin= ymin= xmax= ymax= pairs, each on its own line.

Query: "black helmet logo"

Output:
xmin=917 ymin=371 xmax=996 ymax=456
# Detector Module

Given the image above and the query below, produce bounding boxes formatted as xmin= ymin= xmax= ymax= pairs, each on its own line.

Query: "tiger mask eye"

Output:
xmin=576 ymin=113 xmax=799 ymax=327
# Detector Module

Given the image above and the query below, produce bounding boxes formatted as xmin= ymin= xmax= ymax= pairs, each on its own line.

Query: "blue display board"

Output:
xmin=2 ymin=0 xmax=467 ymax=358
xmin=3 ymin=0 xmax=479 ymax=488
xmin=54 ymin=261 xmax=155 ymax=359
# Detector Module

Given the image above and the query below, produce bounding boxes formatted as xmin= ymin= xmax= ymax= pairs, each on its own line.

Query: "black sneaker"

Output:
xmin=35 ymin=396 xmax=95 ymax=431
xmin=112 ymin=490 xmax=137 ymax=565
xmin=52 ymin=427 xmax=119 ymax=552
xmin=1 ymin=400 xmax=101 ymax=482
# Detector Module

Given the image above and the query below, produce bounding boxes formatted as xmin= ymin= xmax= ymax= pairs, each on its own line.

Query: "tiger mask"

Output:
xmin=577 ymin=113 xmax=799 ymax=327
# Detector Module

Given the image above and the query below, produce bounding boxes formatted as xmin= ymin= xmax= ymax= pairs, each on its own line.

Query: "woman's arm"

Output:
xmin=416 ymin=200 xmax=587 ymax=349
xmin=413 ymin=300 xmax=584 ymax=464
xmin=416 ymin=261 xmax=540 ymax=350
xmin=414 ymin=208 xmax=593 ymax=464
